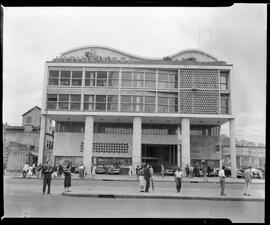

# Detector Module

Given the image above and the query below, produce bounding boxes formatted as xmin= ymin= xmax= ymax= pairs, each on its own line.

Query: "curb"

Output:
xmin=62 ymin=192 xmax=264 ymax=202
xmin=4 ymin=176 xmax=265 ymax=185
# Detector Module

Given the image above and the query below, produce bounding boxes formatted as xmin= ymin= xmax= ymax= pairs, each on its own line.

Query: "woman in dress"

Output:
xmin=138 ymin=166 xmax=145 ymax=192
xmin=64 ymin=163 xmax=72 ymax=192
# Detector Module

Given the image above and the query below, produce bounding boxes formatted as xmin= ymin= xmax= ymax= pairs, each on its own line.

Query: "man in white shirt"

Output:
xmin=218 ymin=166 xmax=226 ymax=196
xmin=243 ymin=166 xmax=252 ymax=196
xmin=174 ymin=167 xmax=183 ymax=193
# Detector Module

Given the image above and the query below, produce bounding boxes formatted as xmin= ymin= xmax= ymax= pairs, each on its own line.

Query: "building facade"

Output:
xmin=38 ymin=46 xmax=236 ymax=177
xmin=3 ymin=106 xmax=54 ymax=171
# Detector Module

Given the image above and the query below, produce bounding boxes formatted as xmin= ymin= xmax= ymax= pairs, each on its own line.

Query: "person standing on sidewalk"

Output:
xmin=149 ymin=165 xmax=154 ymax=191
xmin=203 ymin=165 xmax=208 ymax=183
xmin=174 ymin=167 xmax=183 ymax=193
xmin=185 ymin=164 xmax=190 ymax=178
xmin=189 ymin=165 xmax=194 ymax=178
xmin=218 ymin=166 xmax=226 ymax=196
xmin=23 ymin=162 xmax=29 ymax=179
xmin=144 ymin=163 xmax=151 ymax=192
xmin=128 ymin=165 xmax=132 ymax=178
xmin=42 ymin=161 xmax=53 ymax=194
xmin=36 ymin=163 xmax=42 ymax=179
xmin=136 ymin=165 xmax=140 ymax=181
xmin=138 ymin=166 xmax=145 ymax=192
xmin=161 ymin=164 xmax=164 ymax=177
xmin=64 ymin=163 xmax=72 ymax=192
xmin=243 ymin=166 xmax=252 ymax=196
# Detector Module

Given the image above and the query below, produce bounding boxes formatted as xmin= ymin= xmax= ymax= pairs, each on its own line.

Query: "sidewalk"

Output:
xmin=62 ymin=181 xmax=265 ymax=202
xmin=5 ymin=171 xmax=265 ymax=184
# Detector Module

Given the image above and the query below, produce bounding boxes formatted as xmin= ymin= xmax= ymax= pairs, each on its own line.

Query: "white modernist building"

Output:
xmin=38 ymin=45 xmax=236 ymax=177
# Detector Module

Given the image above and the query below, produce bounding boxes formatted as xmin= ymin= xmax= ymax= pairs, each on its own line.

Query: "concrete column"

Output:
xmin=230 ymin=118 xmax=237 ymax=178
xmin=83 ymin=116 xmax=94 ymax=177
xmin=177 ymin=126 xmax=181 ymax=168
xmin=181 ymin=118 xmax=190 ymax=171
xmin=38 ymin=115 xmax=46 ymax=165
xmin=132 ymin=117 xmax=142 ymax=175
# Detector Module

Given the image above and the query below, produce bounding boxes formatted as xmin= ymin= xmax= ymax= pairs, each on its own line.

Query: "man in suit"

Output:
xmin=144 ymin=163 xmax=150 ymax=192
xmin=42 ymin=161 xmax=53 ymax=194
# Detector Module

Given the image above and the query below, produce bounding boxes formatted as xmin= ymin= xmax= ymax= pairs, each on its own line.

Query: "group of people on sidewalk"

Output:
xmin=136 ymin=163 xmax=154 ymax=192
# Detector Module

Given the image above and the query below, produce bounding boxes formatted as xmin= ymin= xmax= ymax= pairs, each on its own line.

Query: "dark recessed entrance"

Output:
xmin=141 ymin=144 xmax=177 ymax=172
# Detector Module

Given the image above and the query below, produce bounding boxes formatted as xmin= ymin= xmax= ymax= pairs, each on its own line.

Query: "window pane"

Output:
xmin=145 ymin=96 xmax=155 ymax=104
xmin=145 ymin=105 xmax=155 ymax=112
xmin=133 ymin=72 xmax=144 ymax=80
xmin=59 ymin=102 xmax=69 ymax=110
xmin=85 ymin=71 xmax=95 ymax=79
xmin=220 ymin=84 xmax=227 ymax=90
xmin=121 ymin=103 xmax=131 ymax=112
xmin=108 ymin=71 xmax=119 ymax=80
xmin=71 ymin=95 xmax=81 ymax=101
xmin=97 ymin=71 xmax=107 ymax=79
xmin=84 ymin=103 xmax=94 ymax=110
xmin=168 ymin=82 xmax=176 ymax=89
xmin=107 ymin=103 xmax=118 ymax=111
xmin=158 ymin=97 xmax=168 ymax=105
xmin=72 ymin=71 xmax=82 ymax=78
xmin=84 ymin=95 xmax=94 ymax=102
xmin=96 ymin=103 xmax=106 ymax=110
xmin=122 ymin=72 xmax=132 ymax=80
xmin=49 ymin=70 xmax=59 ymax=78
xmin=145 ymin=73 xmax=155 ymax=80
xmin=158 ymin=82 xmax=168 ymax=89
xmin=47 ymin=102 xmax=57 ymax=109
xmin=121 ymin=95 xmax=131 ymax=103
xmin=47 ymin=94 xmax=57 ymax=101
xmin=169 ymin=74 xmax=176 ymax=82
xmin=158 ymin=105 xmax=168 ymax=113
xmin=72 ymin=79 xmax=82 ymax=86
xmin=107 ymin=95 xmax=118 ymax=103
xmin=59 ymin=94 xmax=69 ymax=101
xmin=108 ymin=72 xmax=119 ymax=87
xmin=169 ymin=97 xmax=176 ymax=105
xmin=70 ymin=103 xmax=80 ymax=110
xmin=145 ymin=81 xmax=155 ymax=88
xmin=133 ymin=96 xmax=143 ymax=103
xmin=158 ymin=74 xmax=168 ymax=81
xmin=169 ymin=105 xmax=176 ymax=113
xmin=61 ymin=71 xmax=71 ymax=78
xmin=122 ymin=80 xmax=132 ymax=87
xmin=132 ymin=104 xmax=143 ymax=112
xmin=49 ymin=78 xmax=59 ymax=85
xmin=220 ymin=75 xmax=227 ymax=83
xmin=96 ymin=95 xmax=106 ymax=102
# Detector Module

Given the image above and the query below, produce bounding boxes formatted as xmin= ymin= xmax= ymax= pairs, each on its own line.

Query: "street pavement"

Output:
xmin=3 ymin=177 xmax=265 ymax=222
xmin=4 ymin=173 xmax=265 ymax=201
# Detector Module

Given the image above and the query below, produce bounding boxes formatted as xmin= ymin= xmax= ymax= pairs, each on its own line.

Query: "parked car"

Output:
xmin=164 ymin=166 xmax=177 ymax=176
xmin=251 ymin=168 xmax=264 ymax=179
xmin=107 ymin=166 xmax=121 ymax=175
xmin=95 ymin=165 xmax=106 ymax=174
xmin=236 ymin=169 xmax=243 ymax=178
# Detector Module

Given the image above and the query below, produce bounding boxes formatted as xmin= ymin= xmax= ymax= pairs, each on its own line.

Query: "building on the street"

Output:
xmin=39 ymin=45 xmax=237 ymax=176
xmin=3 ymin=106 xmax=54 ymax=172
xmin=220 ymin=135 xmax=265 ymax=169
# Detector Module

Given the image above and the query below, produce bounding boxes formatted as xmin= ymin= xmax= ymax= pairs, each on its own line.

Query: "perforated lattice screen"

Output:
xmin=179 ymin=90 xmax=220 ymax=114
xmin=93 ymin=142 xmax=129 ymax=154
xmin=179 ymin=69 xmax=219 ymax=89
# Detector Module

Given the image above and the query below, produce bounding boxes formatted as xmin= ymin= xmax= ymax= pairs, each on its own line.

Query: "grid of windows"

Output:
xmin=220 ymin=94 xmax=229 ymax=114
xmin=121 ymin=70 xmax=156 ymax=88
xmin=94 ymin=123 xmax=133 ymax=134
xmin=47 ymin=94 xmax=81 ymax=110
xmin=56 ymin=122 xmax=84 ymax=133
xmin=93 ymin=143 xmax=129 ymax=154
xmin=85 ymin=71 xmax=119 ymax=87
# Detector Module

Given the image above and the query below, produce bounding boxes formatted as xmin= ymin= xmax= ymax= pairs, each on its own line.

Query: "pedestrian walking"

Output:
xmin=174 ymin=167 xmax=183 ymax=193
xmin=58 ymin=163 xmax=63 ymax=177
xmin=91 ymin=164 xmax=96 ymax=177
xmin=32 ymin=163 xmax=36 ymax=176
xmin=79 ymin=163 xmax=85 ymax=178
xmin=64 ymin=163 xmax=72 ymax=192
xmin=218 ymin=166 xmax=226 ymax=196
xmin=128 ymin=165 xmax=132 ymax=178
xmin=42 ymin=161 xmax=53 ymax=194
xmin=185 ymin=164 xmax=190 ymax=178
xmin=23 ymin=162 xmax=29 ymax=179
xmin=189 ymin=165 xmax=194 ymax=178
xmin=138 ymin=166 xmax=145 ymax=192
xmin=161 ymin=164 xmax=164 ymax=177
xmin=52 ymin=164 xmax=58 ymax=179
xmin=144 ymin=163 xmax=151 ymax=192
xmin=243 ymin=166 xmax=252 ymax=196
xmin=203 ymin=165 xmax=208 ymax=183
xmin=27 ymin=164 xmax=33 ymax=178
xmin=149 ymin=165 xmax=154 ymax=191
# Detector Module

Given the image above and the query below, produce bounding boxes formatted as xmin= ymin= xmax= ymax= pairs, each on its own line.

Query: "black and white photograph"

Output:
xmin=2 ymin=4 xmax=266 ymax=222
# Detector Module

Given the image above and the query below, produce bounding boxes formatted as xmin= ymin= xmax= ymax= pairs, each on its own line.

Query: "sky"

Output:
xmin=3 ymin=5 xmax=266 ymax=144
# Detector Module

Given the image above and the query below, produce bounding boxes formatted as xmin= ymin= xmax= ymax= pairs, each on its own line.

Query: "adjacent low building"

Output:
xmin=38 ymin=45 xmax=237 ymax=176
xmin=3 ymin=106 xmax=54 ymax=172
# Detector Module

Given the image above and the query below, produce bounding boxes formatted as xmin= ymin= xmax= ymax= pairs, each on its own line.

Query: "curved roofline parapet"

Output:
xmin=60 ymin=45 xmax=162 ymax=61
xmin=59 ymin=45 xmax=221 ymax=62
xmin=169 ymin=48 xmax=218 ymax=61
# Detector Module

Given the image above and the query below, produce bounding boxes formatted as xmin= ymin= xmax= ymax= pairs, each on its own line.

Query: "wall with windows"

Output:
xmin=22 ymin=107 xmax=41 ymax=127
